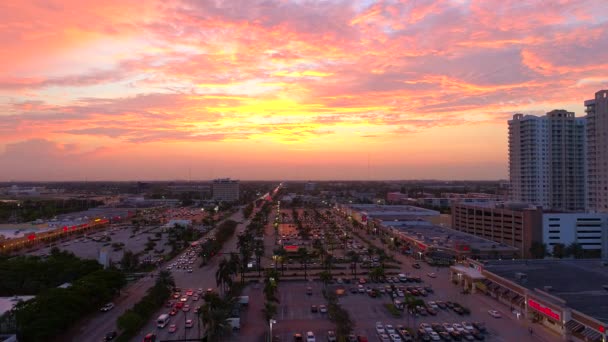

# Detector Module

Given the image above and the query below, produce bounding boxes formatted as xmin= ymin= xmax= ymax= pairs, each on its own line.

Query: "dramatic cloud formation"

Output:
xmin=1 ymin=0 xmax=607 ymax=180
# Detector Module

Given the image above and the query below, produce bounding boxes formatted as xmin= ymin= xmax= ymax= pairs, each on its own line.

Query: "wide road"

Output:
xmin=67 ymin=209 xmax=247 ymax=342
xmin=131 ymin=209 xmax=253 ymax=342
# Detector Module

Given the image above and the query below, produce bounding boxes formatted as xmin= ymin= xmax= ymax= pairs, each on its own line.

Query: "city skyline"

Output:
xmin=2 ymin=0 xmax=608 ymax=180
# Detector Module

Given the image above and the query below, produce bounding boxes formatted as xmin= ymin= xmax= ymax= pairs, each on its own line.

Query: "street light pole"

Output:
xmin=269 ymin=319 xmax=276 ymax=342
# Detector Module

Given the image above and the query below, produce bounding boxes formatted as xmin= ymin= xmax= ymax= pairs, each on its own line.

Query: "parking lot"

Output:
xmin=262 ymin=207 xmax=546 ymax=342
xmin=30 ymin=224 xmax=172 ymax=263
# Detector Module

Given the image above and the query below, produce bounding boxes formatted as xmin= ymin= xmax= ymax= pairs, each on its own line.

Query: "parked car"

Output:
xmin=376 ymin=322 xmax=385 ymax=335
xmin=306 ymin=331 xmax=316 ymax=342
xmin=168 ymin=324 xmax=177 ymax=333
xmin=413 ymin=264 xmax=421 ymax=269
xmin=311 ymin=305 xmax=318 ymax=313
xmin=327 ymin=330 xmax=337 ymax=342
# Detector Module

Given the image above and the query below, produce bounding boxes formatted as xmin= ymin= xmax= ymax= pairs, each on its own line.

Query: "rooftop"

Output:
xmin=484 ymin=259 xmax=608 ymax=324
xmin=454 ymin=201 xmax=540 ymax=211
xmin=348 ymin=204 xmax=439 ymax=216
xmin=388 ymin=223 xmax=518 ymax=252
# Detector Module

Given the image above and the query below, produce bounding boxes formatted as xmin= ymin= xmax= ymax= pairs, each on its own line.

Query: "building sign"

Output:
xmin=528 ymin=299 xmax=560 ymax=321
xmin=284 ymin=245 xmax=299 ymax=253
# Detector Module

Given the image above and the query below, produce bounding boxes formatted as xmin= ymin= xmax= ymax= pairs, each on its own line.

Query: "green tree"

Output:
xmin=262 ymin=301 xmax=277 ymax=321
xmin=566 ymin=242 xmax=585 ymax=258
xmin=199 ymin=295 xmax=232 ymax=342
xmin=319 ymin=270 xmax=332 ymax=288
xmin=117 ymin=310 xmax=144 ymax=335
xmin=120 ymin=250 xmax=139 ymax=271
xmin=216 ymin=258 xmax=233 ymax=295
xmin=297 ymin=247 xmax=310 ymax=280
xmin=254 ymin=243 xmax=264 ymax=277
xmin=347 ymin=251 xmax=360 ymax=280
xmin=552 ymin=243 xmax=566 ymax=259
xmin=529 ymin=242 xmax=547 ymax=259
xmin=369 ymin=267 xmax=385 ymax=282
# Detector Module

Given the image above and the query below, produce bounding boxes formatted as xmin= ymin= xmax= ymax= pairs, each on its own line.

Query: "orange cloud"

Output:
xmin=2 ymin=0 xmax=608 ymax=180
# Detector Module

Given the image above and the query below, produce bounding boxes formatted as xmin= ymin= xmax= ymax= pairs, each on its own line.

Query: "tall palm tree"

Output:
xmin=156 ymin=270 xmax=175 ymax=290
xmin=319 ymin=270 xmax=332 ymax=288
xmin=347 ymin=251 xmax=360 ymax=280
xmin=199 ymin=297 xmax=231 ymax=342
xmin=324 ymin=254 xmax=333 ymax=275
xmin=215 ymin=258 xmax=232 ymax=295
xmin=297 ymin=247 xmax=310 ymax=280
xmin=275 ymin=247 xmax=286 ymax=276
xmin=254 ymin=245 xmax=264 ymax=277
xmin=227 ymin=253 xmax=240 ymax=287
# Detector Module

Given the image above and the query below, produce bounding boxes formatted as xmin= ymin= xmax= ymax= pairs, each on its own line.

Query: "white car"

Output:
xmin=488 ymin=309 xmax=502 ymax=318
xmin=442 ymin=323 xmax=454 ymax=332
xmin=462 ymin=322 xmax=474 ymax=331
xmin=385 ymin=324 xmax=396 ymax=334
xmin=453 ymin=323 xmax=465 ymax=332
xmin=376 ymin=322 xmax=385 ymax=335
xmin=378 ymin=334 xmax=391 ymax=342
xmin=389 ymin=333 xmax=402 ymax=342
xmin=429 ymin=331 xmax=441 ymax=341
xmin=185 ymin=319 xmax=194 ymax=328
xmin=427 ymin=301 xmax=438 ymax=309
xmin=427 ymin=272 xmax=437 ymax=278
xmin=306 ymin=331 xmax=315 ymax=342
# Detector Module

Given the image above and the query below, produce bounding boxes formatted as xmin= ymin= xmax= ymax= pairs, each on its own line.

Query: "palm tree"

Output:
xmin=228 ymin=253 xmax=240 ymax=286
xmin=254 ymin=246 xmax=264 ymax=277
xmin=297 ymin=247 xmax=310 ymax=280
xmin=275 ymin=247 xmax=286 ymax=276
xmin=347 ymin=251 xmax=360 ymax=280
xmin=262 ymin=301 xmax=277 ymax=321
xmin=324 ymin=254 xmax=334 ymax=275
xmin=199 ymin=296 xmax=231 ymax=342
xmin=156 ymin=270 xmax=175 ymax=290
xmin=215 ymin=258 xmax=232 ymax=295
xmin=319 ymin=270 xmax=332 ymax=288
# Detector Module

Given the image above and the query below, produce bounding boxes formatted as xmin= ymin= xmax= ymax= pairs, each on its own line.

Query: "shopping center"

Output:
xmin=450 ymin=259 xmax=608 ymax=342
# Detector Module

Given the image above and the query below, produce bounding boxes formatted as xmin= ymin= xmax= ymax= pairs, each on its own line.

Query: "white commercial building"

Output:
xmin=543 ymin=213 xmax=608 ymax=257
xmin=212 ymin=178 xmax=240 ymax=202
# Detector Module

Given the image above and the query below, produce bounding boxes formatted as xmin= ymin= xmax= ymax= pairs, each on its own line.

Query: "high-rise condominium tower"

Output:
xmin=586 ymin=90 xmax=608 ymax=213
xmin=509 ymin=110 xmax=586 ymax=211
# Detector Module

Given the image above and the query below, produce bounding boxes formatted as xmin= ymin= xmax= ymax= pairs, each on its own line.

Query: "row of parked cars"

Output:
xmin=375 ymin=322 xmax=414 ymax=342
xmin=417 ymin=321 xmax=487 ymax=341
xmin=410 ymin=300 xmax=470 ymax=317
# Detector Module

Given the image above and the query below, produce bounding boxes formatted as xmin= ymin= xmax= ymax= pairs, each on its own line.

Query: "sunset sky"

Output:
xmin=1 ymin=0 xmax=607 ymax=181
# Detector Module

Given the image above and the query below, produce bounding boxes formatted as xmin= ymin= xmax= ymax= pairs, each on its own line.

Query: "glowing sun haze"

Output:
xmin=1 ymin=0 xmax=607 ymax=181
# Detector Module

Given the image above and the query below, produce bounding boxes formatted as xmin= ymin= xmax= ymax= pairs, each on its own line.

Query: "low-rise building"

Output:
xmin=451 ymin=259 xmax=608 ymax=342
xmin=542 ymin=213 xmax=608 ymax=258
xmin=212 ymin=178 xmax=240 ymax=202
xmin=384 ymin=223 xmax=518 ymax=263
xmin=451 ymin=202 xmax=543 ymax=258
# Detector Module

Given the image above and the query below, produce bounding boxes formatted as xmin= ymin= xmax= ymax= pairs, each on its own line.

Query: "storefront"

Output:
xmin=565 ymin=312 xmax=606 ymax=342
xmin=526 ymin=296 xmax=566 ymax=337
